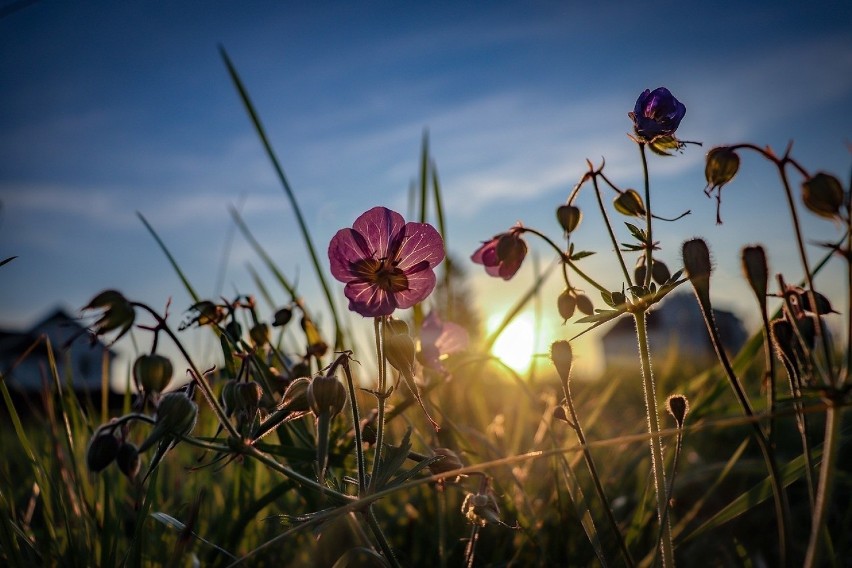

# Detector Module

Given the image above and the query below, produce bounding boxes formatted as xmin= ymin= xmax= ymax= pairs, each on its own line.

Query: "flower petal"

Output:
xmin=393 ymin=269 xmax=436 ymax=309
xmin=395 ymin=222 xmax=445 ymax=272
xmin=344 ymin=280 xmax=397 ymax=317
xmin=352 ymin=206 xmax=406 ymax=259
xmin=328 ymin=228 xmax=374 ymax=283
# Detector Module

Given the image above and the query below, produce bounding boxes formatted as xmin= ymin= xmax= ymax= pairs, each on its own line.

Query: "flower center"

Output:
xmin=352 ymin=257 xmax=409 ymax=293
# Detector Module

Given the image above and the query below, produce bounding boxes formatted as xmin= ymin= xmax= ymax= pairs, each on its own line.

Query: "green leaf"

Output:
xmin=569 ymin=250 xmax=595 ymax=261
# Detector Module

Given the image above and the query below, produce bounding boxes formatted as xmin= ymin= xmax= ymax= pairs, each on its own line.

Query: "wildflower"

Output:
xmin=328 ymin=206 xmax=445 ymax=317
xmin=629 ymin=87 xmax=686 ymax=141
xmin=471 ymin=227 xmax=527 ymax=280
xmin=418 ymin=311 xmax=469 ymax=374
xmin=82 ymin=290 xmax=135 ymax=343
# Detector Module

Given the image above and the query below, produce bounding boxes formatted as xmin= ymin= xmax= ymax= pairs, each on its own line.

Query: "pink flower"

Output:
xmin=419 ymin=311 xmax=469 ymax=373
xmin=471 ymin=228 xmax=527 ymax=280
xmin=328 ymin=206 xmax=445 ymax=317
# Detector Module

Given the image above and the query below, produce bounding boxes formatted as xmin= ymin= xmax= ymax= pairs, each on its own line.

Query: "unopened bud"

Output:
xmin=384 ymin=319 xmax=417 ymax=377
xmin=651 ymin=260 xmax=671 ymax=285
xmin=770 ymin=319 xmax=798 ymax=364
xmin=799 ymin=290 xmax=837 ymax=315
xmin=308 ymin=375 xmax=347 ymax=418
xmin=666 ymin=394 xmax=690 ymax=427
xmin=705 ymin=147 xmax=740 ymax=191
xmin=682 ymin=238 xmax=712 ymax=300
xmin=613 ymin=189 xmax=646 ymax=217
xmin=83 ymin=290 xmax=135 ymax=339
xmin=281 ymin=377 xmax=311 ymax=413
xmin=802 ymin=172 xmax=844 ymax=219
xmin=134 ymin=354 xmax=173 ymax=394
xmin=272 ymin=307 xmax=293 ymax=327
xmin=496 ymin=232 xmax=527 ymax=264
xmin=550 ymin=341 xmax=573 ymax=383
xmin=233 ymin=381 xmax=263 ymax=412
xmin=556 ymin=205 xmax=583 ymax=234
xmin=741 ymin=246 xmax=769 ymax=305
xmin=86 ymin=431 xmax=120 ymax=473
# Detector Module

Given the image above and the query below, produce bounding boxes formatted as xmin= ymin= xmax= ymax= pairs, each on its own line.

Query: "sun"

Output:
xmin=488 ymin=313 xmax=537 ymax=375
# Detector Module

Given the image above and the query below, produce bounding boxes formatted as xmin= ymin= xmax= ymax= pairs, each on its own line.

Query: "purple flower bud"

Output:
xmin=629 ymin=87 xmax=686 ymax=140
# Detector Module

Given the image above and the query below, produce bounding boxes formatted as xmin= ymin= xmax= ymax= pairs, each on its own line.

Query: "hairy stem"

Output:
xmin=804 ymin=403 xmax=841 ymax=568
xmin=633 ymin=310 xmax=674 ymax=567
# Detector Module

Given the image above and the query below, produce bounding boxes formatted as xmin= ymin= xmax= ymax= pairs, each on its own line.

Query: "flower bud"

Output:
xmin=225 ymin=320 xmax=242 ymax=340
xmin=556 ymin=205 xmax=582 ymax=234
xmin=682 ymin=238 xmax=712 ymax=300
xmin=651 ymin=260 xmax=671 ymax=285
xmin=613 ymin=189 xmax=646 ymax=217
xmin=428 ymin=448 xmax=464 ymax=476
xmin=634 ymin=258 xmax=647 ymax=286
xmin=741 ymin=246 xmax=769 ymax=305
xmin=300 ymin=317 xmax=328 ymax=358
xmin=86 ymin=431 xmax=120 ymax=473
xmin=116 ymin=442 xmax=141 ymax=479
xmin=233 ymin=381 xmax=263 ymax=413
xmin=462 ymin=491 xmax=502 ymax=526
xmin=496 ymin=232 xmax=527 ymax=265
xmin=575 ymin=294 xmax=594 ymax=316
xmin=249 ymin=323 xmax=270 ymax=347
xmin=666 ymin=394 xmax=690 ymax=428
xmin=155 ymin=392 xmax=198 ymax=439
xmin=272 ymin=307 xmax=293 ymax=327
xmin=799 ymin=290 xmax=837 ymax=315
xmin=802 ymin=172 xmax=844 ymax=219
xmin=384 ymin=320 xmax=417 ymax=378
xmin=281 ymin=377 xmax=311 ymax=413
xmin=557 ymin=289 xmax=576 ymax=322
xmin=770 ymin=319 xmax=798 ymax=365
xmin=83 ymin=290 xmax=135 ymax=339
xmin=308 ymin=375 xmax=347 ymax=418
xmin=550 ymin=340 xmax=573 ymax=384
xmin=220 ymin=380 xmax=238 ymax=415
xmin=705 ymin=147 xmax=740 ymax=191
xmin=133 ymin=354 xmax=173 ymax=394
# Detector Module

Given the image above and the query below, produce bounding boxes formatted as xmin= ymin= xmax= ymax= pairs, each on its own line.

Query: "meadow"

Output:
xmin=1 ymin=56 xmax=850 ymax=568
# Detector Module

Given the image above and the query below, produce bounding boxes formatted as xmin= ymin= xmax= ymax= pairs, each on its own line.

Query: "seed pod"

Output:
xmin=462 ymin=492 xmax=502 ymax=526
xmin=651 ymin=260 xmax=671 ymax=285
xmin=666 ymin=394 xmax=690 ymax=428
xmin=634 ymin=257 xmax=647 ymax=285
xmin=234 ymin=381 xmax=263 ymax=413
xmin=575 ymin=294 xmax=594 ymax=316
xmin=613 ymin=189 xmax=646 ymax=217
xmin=557 ymin=289 xmax=577 ymax=322
xmin=281 ymin=377 xmax=311 ymax=413
xmin=705 ymin=147 xmax=740 ymax=191
xmin=802 ymin=172 xmax=844 ymax=219
xmin=249 ymin=323 xmax=270 ymax=347
xmin=116 ymin=442 xmax=141 ymax=479
xmin=556 ymin=205 xmax=583 ymax=233
xmin=86 ymin=431 xmax=120 ymax=473
xmin=308 ymin=375 xmax=347 ymax=418
xmin=272 ymin=307 xmax=293 ymax=327
xmin=550 ymin=340 xmax=573 ymax=384
xmin=428 ymin=448 xmax=464 ymax=476
xmin=134 ymin=354 xmax=173 ymax=394
xmin=799 ymin=290 xmax=837 ymax=315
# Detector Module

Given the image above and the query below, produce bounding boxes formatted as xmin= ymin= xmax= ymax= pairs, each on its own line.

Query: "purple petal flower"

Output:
xmin=629 ymin=87 xmax=686 ymax=140
xmin=419 ymin=311 xmax=469 ymax=373
xmin=471 ymin=228 xmax=527 ymax=280
xmin=328 ymin=206 xmax=445 ymax=317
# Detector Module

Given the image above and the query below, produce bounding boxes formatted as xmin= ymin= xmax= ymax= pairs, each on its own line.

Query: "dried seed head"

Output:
xmin=556 ymin=205 xmax=583 ymax=234
xmin=705 ymin=147 xmax=740 ymax=191
xmin=613 ymin=189 xmax=646 ymax=217
xmin=802 ymin=172 xmax=844 ymax=219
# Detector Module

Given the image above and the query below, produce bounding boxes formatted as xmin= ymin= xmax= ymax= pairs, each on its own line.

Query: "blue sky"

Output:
xmin=1 ymin=1 xmax=850 ymax=376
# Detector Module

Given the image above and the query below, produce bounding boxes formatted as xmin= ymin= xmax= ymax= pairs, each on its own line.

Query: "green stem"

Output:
xmin=804 ymin=403 xmax=841 ymax=568
xmin=369 ymin=317 xmax=387 ymax=492
xmin=520 ymin=227 xmax=609 ymax=293
xmin=559 ymin=362 xmax=635 ymax=567
xmin=639 ymin=144 xmax=653 ymax=289
xmin=633 ymin=310 xmax=674 ymax=567
xmin=342 ymin=358 xmax=367 ymax=494
xmin=364 ymin=507 xmax=402 ymax=568
xmin=591 ymin=174 xmax=633 ymax=286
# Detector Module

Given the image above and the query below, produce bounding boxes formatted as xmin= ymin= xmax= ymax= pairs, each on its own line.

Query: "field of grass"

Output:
xmin=1 ymin=60 xmax=850 ymax=567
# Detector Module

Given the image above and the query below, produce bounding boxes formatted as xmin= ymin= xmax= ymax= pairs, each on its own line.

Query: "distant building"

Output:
xmin=601 ymin=292 xmax=747 ymax=372
xmin=0 ymin=308 xmax=115 ymax=394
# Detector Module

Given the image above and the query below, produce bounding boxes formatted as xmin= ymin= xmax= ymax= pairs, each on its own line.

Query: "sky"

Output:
xmin=1 ymin=0 xmax=851 ymax=379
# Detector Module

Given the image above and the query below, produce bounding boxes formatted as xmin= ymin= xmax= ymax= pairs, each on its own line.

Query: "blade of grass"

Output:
xmin=138 ymin=212 xmax=200 ymax=304
xmin=219 ymin=46 xmax=343 ymax=349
